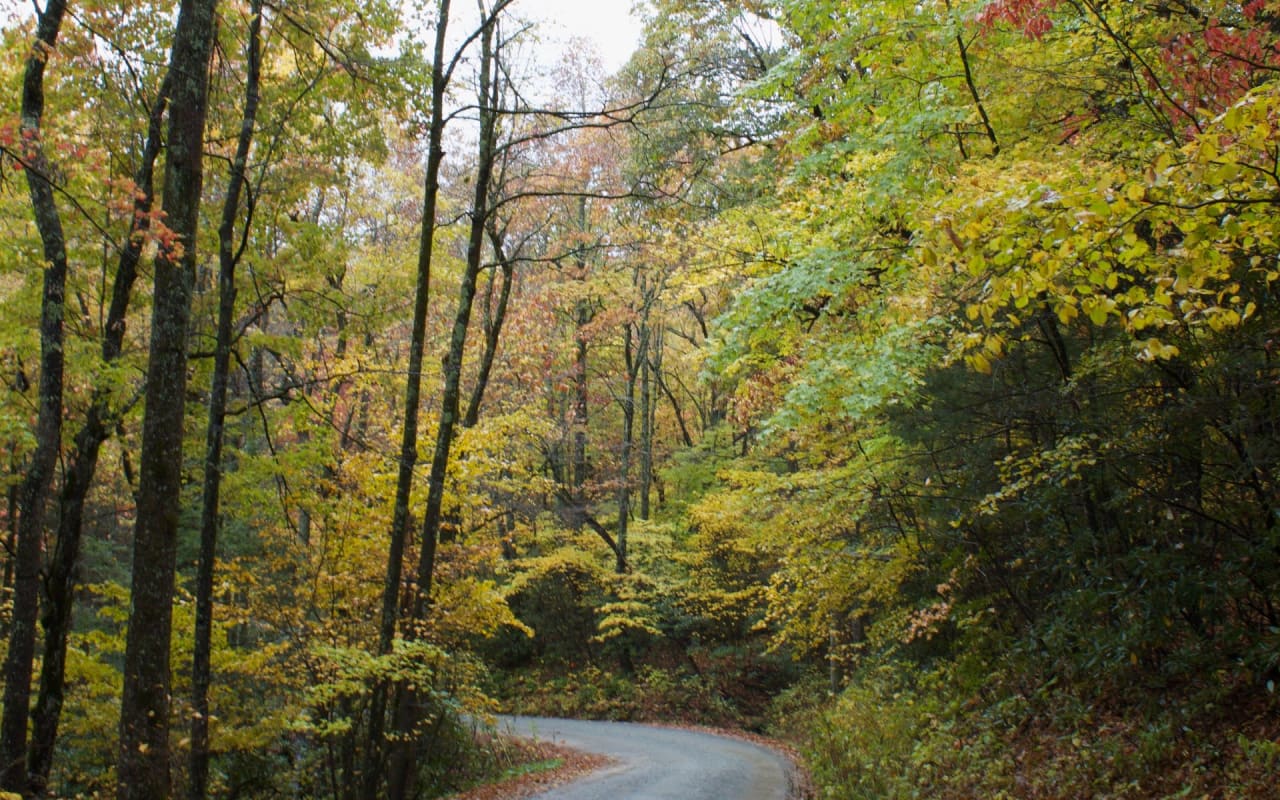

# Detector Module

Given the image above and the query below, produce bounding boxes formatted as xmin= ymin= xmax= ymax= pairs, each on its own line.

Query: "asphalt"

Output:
xmin=497 ymin=716 xmax=792 ymax=800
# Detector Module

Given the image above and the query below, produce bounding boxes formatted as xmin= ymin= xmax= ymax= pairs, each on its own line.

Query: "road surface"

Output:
xmin=497 ymin=716 xmax=793 ymax=800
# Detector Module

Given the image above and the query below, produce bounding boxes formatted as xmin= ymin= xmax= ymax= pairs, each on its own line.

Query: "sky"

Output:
xmin=0 ymin=0 xmax=646 ymax=75
xmin=516 ymin=0 xmax=645 ymax=73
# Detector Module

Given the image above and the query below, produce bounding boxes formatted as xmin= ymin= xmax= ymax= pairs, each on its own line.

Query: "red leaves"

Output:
xmin=104 ymin=177 xmax=145 ymax=217
xmin=1242 ymin=0 xmax=1269 ymax=20
xmin=976 ymin=0 xmax=1062 ymax=40
xmin=103 ymin=176 xmax=181 ymax=258
xmin=1159 ymin=17 xmax=1280 ymax=129
xmin=150 ymin=218 xmax=185 ymax=262
xmin=977 ymin=0 xmax=1280 ymax=139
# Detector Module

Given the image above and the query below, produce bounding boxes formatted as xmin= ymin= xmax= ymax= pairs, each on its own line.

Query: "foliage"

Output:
xmin=496 ymin=661 xmax=771 ymax=727
xmin=648 ymin=0 xmax=1280 ymax=796
xmin=44 ymin=582 xmax=301 ymax=796
xmin=292 ymin=633 xmax=513 ymax=796
xmin=788 ymin=658 xmax=1280 ymax=800
xmin=5 ymin=0 xmax=1280 ymax=794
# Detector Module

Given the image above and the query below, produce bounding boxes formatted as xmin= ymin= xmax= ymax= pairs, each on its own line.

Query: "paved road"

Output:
xmin=497 ymin=716 xmax=793 ymax=800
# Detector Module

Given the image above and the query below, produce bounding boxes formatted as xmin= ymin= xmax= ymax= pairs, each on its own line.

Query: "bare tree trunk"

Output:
xmin=190 ymin=4 xmax=262 ymax=797
xmin=387 ymin=13 xmax=503 ymax=798
xmin=1 ymin=2 xmax=70 ymax=792
xmin=638 ymin=329 xmax=657 ymax=520
xmin=361 ymin=1 xmax=453 ymax=795
xmin=117 ymin=0 xmax=219 ymax=796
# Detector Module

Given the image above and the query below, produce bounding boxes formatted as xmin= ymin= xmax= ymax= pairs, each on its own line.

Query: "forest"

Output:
xmin=1 ymin=0 xmax=1278 ymax=797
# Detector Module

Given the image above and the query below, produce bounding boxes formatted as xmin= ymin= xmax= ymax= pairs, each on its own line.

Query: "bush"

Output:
xmin=793 ymin=654 xmax=1280 ymax=800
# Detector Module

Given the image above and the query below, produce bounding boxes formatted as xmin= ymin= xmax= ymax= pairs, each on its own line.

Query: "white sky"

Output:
xmin=0 ymin=0 xmax=645 ymax=75
xmin=516 ymin=0 xmax=644 ymax=73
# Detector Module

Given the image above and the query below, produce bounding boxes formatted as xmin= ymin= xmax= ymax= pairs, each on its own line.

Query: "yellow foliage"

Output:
xmin=926 ymin=83 xmax=1280 ymax=371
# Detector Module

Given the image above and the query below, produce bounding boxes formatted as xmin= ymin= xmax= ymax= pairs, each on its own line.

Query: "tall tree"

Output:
xmin=362 ymin=0 xmax=455 ymax=792
xmin=27 ymin=69 xmax=170 ymax=798
xmin=116 ymin=0 xmax=220 ymax=796
xmin=385 ymin=6 xmax=508 ymax=798
xmin=189 ymin=1 xmax=263 ymax=796
xmin=0 ymin=0 xmax=71 ymax=791
xmin=409 ymin=0 xmax=504 ymax=623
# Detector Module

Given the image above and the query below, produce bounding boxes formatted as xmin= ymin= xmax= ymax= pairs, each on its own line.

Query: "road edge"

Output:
xmin=456 ymin=718 xmax=813 ymax=800
xmin=443 ymin=736 xmax=614 ymax=800
xmin=646 ymin=722 xmax=814 ymax=800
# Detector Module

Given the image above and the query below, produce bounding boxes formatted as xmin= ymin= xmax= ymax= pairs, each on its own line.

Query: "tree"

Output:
xmin=116 ymin=0 xmax=219 ymax=795
xmin=28 ymin=65 xmax=170 ymax=800
xmin=0 ymin=3 xmax=205 ymax=793
xmin=0 ymin=1 xmax=71 ymax=791
xmin=189 ymin=1 xmax=262 ymax=796
xmin=362 ymin=0 xmax=458 ymax=792
xmin=383 ymin=7 xmax=510 ymax=797
xmin=641 ymin=1 xmax=1280 ymax=793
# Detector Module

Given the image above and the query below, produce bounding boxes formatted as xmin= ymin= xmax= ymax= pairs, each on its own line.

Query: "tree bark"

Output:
xmin=571 ymin=199 xmax=592 ymax=502
xmin=638 ymin=329 xmax=657 ymax=520
xmin=411 ymin=3 xmax=500 ymax=622
xmin=117 ymin=0 xmax=219 ymax=796
xmin=189 ymin=4 xmax=262 ymax=797
xmin=387 ymin=12 xmax=503 ymax=798
xmin=27 ymin=74 xmax=171 ymax=796
xmin=462 ymin=229 xmax=514 ymax=429
xmin=2 ymin=480 xmax=15 ymax=629
xmin=655 ymin=368 xmax=694 ymax=448
xmin=615 ymin=323 xmax=648 ymax=574
xmin=1 ymin=2 xmax=71 ymax=793
xmin=362 ymin=1 xmax=452 ymax=795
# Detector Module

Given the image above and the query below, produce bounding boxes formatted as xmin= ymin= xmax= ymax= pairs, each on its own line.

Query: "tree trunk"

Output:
xmin=361 ymin=1 xmax=453 ymax=796
xmin=638 ymin=329 xmax=656 ymax=520
xmin=387 ymin=14 xmax=502 ymax=798
xmin=615 ymin=325 xmax=646 ymax=574
xmin=412 ymin=4 xmax=500 ymax=622
xmin=571 ymin=199 xmax=592 ymax=502
xmin=0 ymin=2 xmax=70 ymax=792
xmin=2 ymin=479 xmax=15 ymax=629
xmin=28 ymin=72 xmax=167 ymax=794
xmin=117 ymin=0 xmax=219 ymax=796
xmin=189 ymin=5 xmax=262 ymax=797
xmin=462 ymin=245 xmax=513 ymax=428
xmin=655 ymin=369 xmax=694 ymax=448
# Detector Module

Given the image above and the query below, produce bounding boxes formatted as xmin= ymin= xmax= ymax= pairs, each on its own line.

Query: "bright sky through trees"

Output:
xmin=520 ymin=0 xmax=642 ymax=71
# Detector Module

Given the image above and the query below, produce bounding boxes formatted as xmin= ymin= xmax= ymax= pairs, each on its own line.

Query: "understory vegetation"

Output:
xmin=2 ymin=0 xmax=1279 ymax=798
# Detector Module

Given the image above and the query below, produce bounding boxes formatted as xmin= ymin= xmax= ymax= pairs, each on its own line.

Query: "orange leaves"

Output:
xmin=102 ymin=177 xmax=147 ymax=217
xmin=149 ymin=218 xmax=185 ymax=263
xmin=98 ymin=176 xmax=187 ymax=260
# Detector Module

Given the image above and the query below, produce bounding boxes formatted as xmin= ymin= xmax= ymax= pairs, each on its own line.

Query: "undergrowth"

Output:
xmin=495 ymin=662 xmax=745 ymax=727
xmin=791 ymin=661 xmax=1280 ymax=800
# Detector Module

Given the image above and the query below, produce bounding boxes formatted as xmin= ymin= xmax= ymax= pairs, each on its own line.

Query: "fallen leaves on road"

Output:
xmin=445 ymin=737 xmax=613 ymax=800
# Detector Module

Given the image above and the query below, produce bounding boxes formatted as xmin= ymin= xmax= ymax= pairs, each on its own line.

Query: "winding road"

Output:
xmin=497 ymin=716 xmax=793 ymax=800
